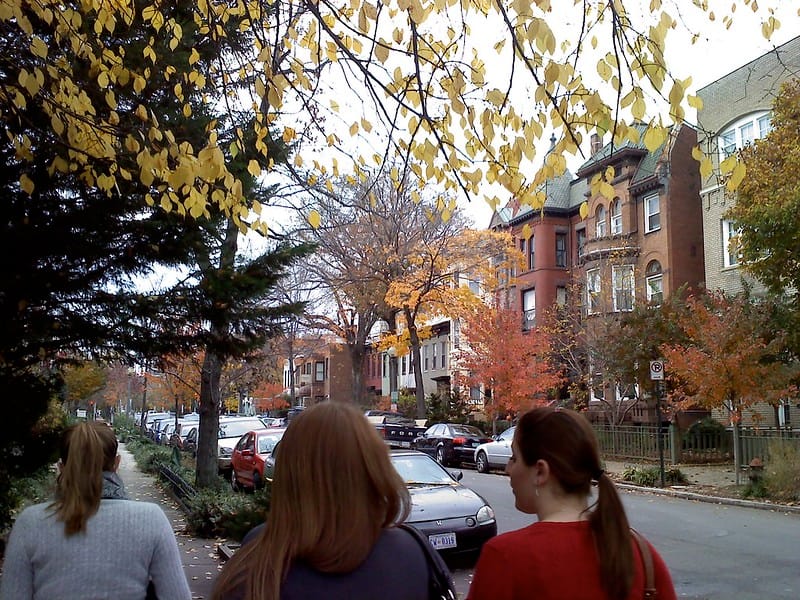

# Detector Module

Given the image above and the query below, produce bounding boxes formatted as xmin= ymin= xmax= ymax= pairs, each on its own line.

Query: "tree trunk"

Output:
xmin=349 ymin=344 xmax=366 ymax=405
xmin=195 ymin=350 xmax=222 ymax=489
xmin=404 ymin=307 xmax=426 ymax=419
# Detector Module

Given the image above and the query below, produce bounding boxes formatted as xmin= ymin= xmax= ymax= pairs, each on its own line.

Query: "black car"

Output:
xmin=413 ymin=423 xmax=492 ymax=467
xmin=391 ymin=450 xmax=496 ymax=555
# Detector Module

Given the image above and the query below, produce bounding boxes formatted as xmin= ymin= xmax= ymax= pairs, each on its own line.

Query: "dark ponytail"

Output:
xmin=515 ymin=408 xmax=634 ymax=600
xmin=51 ymin=421 xmax=118 ymax=535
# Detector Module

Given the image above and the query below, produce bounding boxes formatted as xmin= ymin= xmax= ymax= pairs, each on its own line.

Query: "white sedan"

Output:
xmin=473 ymin=426 xmax=515 ymax=474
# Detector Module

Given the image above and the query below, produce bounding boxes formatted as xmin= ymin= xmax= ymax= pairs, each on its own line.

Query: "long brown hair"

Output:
xmin=212 ymin=401 xmax=411 ymax=600
xmin=50 ymin=420 xmax=119 ymax=536
xmin=515 ymin=407 xmax=633 ymax=600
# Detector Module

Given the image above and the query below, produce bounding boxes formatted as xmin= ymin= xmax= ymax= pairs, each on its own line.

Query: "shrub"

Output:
xmin=186 ymin=486 xmax=271 ymax=541
xmin=764 ymin=440 xmax=800 ymax=503
xmin=621 ymin=465 xmax=688 ymax=487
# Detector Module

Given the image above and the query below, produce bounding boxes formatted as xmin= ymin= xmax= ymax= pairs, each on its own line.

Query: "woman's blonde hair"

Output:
xmin=50 ymin=420 xmax=118 ymax=535
xmin=212 ymin=401 xmax=411 ymax=600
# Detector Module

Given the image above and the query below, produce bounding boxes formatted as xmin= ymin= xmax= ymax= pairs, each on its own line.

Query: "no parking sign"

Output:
xmin=649 ymin=360 xmax=664 ymax=380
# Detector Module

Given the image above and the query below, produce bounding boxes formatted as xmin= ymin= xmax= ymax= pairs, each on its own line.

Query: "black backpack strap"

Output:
xmin=398 ymin=523 xmax=457 ymax=600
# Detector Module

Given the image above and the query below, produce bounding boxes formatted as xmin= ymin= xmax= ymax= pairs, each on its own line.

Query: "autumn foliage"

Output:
xmin=661 ymin=292 xmax=797 ymax=423
xmin=456 ymin=302 xmax=563 ymax=418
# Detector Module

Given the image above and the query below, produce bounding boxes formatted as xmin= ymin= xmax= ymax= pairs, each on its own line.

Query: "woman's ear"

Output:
xmin=534 ymin=458 xmax=552 ymax=485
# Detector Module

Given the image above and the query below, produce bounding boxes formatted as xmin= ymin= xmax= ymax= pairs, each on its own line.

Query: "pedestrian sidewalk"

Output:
xmin=117 ymin=445 xmax=223 ymax=599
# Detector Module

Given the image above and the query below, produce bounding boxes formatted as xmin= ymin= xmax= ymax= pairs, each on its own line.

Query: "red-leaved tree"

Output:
xmin=456 ymin=302 xmax=564 ymax=430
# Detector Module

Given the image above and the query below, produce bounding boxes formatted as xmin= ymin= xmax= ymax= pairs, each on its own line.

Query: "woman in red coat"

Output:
xmin=468 ymin=407 xmax=677 ymax=600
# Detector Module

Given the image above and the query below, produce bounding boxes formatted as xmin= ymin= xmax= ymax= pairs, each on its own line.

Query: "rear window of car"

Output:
xmin=257 ymin=432 xmax=285 ymax=454
xmin=451 ymin=425 xmax=484 ymax=436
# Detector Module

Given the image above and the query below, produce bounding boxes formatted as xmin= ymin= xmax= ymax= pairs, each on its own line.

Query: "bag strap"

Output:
xmin=398 ymin=524 xmax=457 ymax=600
xmin=630 ymin=528 xmax=657 ymax=599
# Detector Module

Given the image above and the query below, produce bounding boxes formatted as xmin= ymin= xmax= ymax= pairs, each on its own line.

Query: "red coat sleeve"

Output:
xmin=649 ymin=541 xmax=678 ymax=600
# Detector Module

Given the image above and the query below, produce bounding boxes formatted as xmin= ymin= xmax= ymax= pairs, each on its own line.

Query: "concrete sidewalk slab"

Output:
xmin=117 ymin=445 xmax=223 ymax=599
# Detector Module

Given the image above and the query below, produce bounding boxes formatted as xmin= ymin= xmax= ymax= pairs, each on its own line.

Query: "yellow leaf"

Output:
xmin=374 ymin=42 xmax=389 ymax=63
xmin=51 ymin=114 xmax=64 ymax=136
xmin=700 ymin=157 xmax=713 ymax=181
xmin=720 ymin=154 xmax=737 ymax=175
xmin=20 ymin=174 xmax=34 ymax=196
xmin=687 ymin=95 xmax=703 ymax=110
xmin=308 ymin=209 xmax=321 ymax=229
xmin=349 ymin=122 xmax=359 ymax=136
xmin=726 ymin=162 xmax=746 ymax=192
xmin=643 ymin=126 xmax=667 ymax=153
xmin=579 ymin=201 xmax=589 ymax=220
xmin=522 ymin=223 xmax=532 ymax=240
xmin=247 ymin=160 xmax=261 ymax=177
xmin=30 ymin=36 xmax=48 ymax=58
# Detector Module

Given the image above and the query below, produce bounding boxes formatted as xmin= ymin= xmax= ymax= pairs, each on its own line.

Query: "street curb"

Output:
xmin=615 ymin=482 xmax=800 ymax=514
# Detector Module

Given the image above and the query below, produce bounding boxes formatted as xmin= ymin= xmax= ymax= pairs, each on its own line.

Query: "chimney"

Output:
xmin=590 ymin=133 xmax=602 ymax=156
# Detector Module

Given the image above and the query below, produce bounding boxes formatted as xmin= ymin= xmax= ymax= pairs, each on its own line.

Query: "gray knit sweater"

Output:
xmin=0 ymin=496 xmax=191 ymax=600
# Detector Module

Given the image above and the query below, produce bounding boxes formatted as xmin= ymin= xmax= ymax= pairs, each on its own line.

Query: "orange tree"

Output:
xmin=661 ymin=291 xmax=798 ymax=483
xmin=455 ymin=301 xmax=564 ymax=432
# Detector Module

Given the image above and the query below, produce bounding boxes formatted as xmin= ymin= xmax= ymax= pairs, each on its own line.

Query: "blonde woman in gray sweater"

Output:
xmin=0 ymin=421 xmax=191 ymax=600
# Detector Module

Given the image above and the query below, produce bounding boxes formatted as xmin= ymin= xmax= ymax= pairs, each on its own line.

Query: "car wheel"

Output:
xmin=252 ymin=471 xmax=263 ymax=491
xmin=230 ymin=470 xmax=240 ymax=492
xmin=436 ymin=445 xmax=447 ymax=466
xmin=476 ymin=451 xmax=489 ymax=474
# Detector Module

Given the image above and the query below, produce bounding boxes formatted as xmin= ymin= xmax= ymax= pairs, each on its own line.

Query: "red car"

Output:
xmin=230 ymin=429 xmax=286 ymax=491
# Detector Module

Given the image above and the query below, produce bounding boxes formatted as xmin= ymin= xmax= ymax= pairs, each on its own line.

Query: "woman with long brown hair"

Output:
xmin=0 ymin=420 xmax=191 ymax=600
xmin=212 ymin=401 xmax=438 ymax=600
xmin=467 ymin=407 xmax=677 ymax=600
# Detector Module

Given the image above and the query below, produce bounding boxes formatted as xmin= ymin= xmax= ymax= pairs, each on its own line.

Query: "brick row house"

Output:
xmin=697 ymin=35 xmax=800 ymax=428
xmin=490 ymin=123 xmax=706 ymax=424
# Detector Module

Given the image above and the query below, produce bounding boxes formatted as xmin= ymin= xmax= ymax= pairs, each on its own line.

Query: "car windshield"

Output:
xmin=257 ymin=432 xmax=284 ymax=454
xmin=219 ymin=420 xmax=264 ymax=438
xmin=451 ymin=424 xmax=484 ymax=436
xmin=391 ymin=454 xmax=457 ymax=486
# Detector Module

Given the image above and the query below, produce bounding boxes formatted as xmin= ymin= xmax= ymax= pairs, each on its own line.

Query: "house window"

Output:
xmin=469 ymin=386 xmax=482 ymax=405
xmin=646 ymin=260 xmax=663 ymax=306
xmin=529 ymin=235 xmax=535 ymax=270
xmin=612 ymin=265 xmax=634 ymax=312
xmin=610 ymin=199 xmax=622 ymax=235
xmin=555 ymin=233 xmax=568 ymax=268
xmin=595 ymin=205 xmax=607 ymax=238
xmin=586 ymin=269 xmax=600 ymax=314
xmin=556 ymin=286 xmax=567 ymax=306
xmin=739 ymin=122 xmax=754 ymax=147
xmin=644 ymin=194 xmax=660 ymax=233
xmin=523 ymin=288 xmax=536 ymax=329
xmin=468 ymin=279 xmax=480 ymax=295
xmin=315 ymin=361 xmax=325 ymax=382
xmin=720 ymin=130 xmax=737 ymax=157
xmin=758 ymin=114 xmax=772 ymax=138
xmin=519 ymin=238 xmax=527 ymax=272
xmin=440 ymin=341 xmax=447 ymax=369
xmin=722 ymin=220 xmax=741 ymax=267
xmin=576 ymin=228 xmax=586 ymax=256
xmin=432 ymin=343 xmax=438 ymax=370
xmin=719 ymin=111 xmax=772 ymax=158
xmin=423 ymin=345 xmax=429 ymax=371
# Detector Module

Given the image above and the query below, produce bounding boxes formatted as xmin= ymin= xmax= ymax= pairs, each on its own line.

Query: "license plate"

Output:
xmin=428 ymin=532 xmax=457 ymax=550
xmin=400 ymin=441 xmax=411 ymax=448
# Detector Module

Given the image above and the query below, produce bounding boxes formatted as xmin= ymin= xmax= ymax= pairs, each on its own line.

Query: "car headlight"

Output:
xmin=219 ymin=447 xmax=232 ymax=456
xmin=476 ymin=505 xmax=495 ymax=524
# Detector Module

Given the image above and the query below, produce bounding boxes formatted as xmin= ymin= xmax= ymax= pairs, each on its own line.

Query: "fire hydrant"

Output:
xmin=748 ymin=457 xmax=764 ymax=484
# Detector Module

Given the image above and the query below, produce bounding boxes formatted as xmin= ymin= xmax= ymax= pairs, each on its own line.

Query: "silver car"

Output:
xmin=473 ymin=426 xmax=516 ymax=474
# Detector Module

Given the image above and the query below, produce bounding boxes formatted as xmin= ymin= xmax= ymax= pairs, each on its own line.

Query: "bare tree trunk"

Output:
xmin=196 ymin=350 xmax=221 ymax=488
xmin=405 ymin=307 xmax=426 ymax=419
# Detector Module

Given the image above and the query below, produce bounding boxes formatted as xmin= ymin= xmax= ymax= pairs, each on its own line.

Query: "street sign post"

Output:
xmin=650 ymin=360 xmax=666 ymax=487
xmin=649 ymin=360 xmax=664 ymax=381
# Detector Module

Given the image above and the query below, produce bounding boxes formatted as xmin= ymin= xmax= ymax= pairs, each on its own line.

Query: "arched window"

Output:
xmin=595 ymin=205 xmax=607 ymax=238
xmin=610 ymin=198 xmax=622 ymax=235
xmin=646 ymin=260 xmax=663 ymax=306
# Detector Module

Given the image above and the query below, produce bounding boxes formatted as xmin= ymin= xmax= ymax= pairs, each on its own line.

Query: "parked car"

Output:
xmin=413 ymin=423 xmax=492 ymax=467
xmin=217 ymin=417 xmax=268 ymax=473
xmin=230 ymin=429 xmax=287 ymax=491
xmin=259 ymin=416 xmax=287 ymax=428
xmin=391 ymin=449 xmax=496 ymax=555
xmin=365 ymin=410 xmax=427 ymax=449
xmin=181 ymin=425 xmax=199 ymax=455
xmin=473 ymin=426 xmax=516 ymax=473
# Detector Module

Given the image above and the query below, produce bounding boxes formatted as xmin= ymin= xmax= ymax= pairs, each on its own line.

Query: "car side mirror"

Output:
xmin=450 ymin=470 xmax=464 ymax=481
